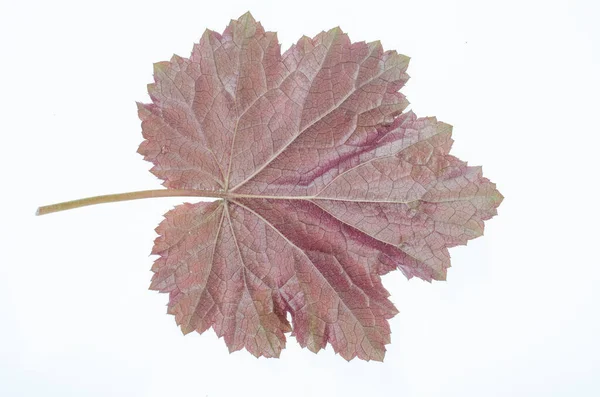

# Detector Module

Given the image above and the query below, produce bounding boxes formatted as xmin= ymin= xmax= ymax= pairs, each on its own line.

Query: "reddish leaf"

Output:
xmin=139 ymin=12 xmax=502 ymax=361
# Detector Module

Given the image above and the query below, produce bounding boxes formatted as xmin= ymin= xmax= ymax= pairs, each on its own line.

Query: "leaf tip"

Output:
xmin=238 ymin=10 xmax=255 ymax=20
xmin=152 ymin=61 xmax=169 ymax=75
xmin=493 ymin=188 xmax=505 ymax=207
xmin=180 ymin=325 xmax=195 ymax=335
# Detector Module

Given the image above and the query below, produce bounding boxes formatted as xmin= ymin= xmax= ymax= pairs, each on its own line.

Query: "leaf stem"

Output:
xmin=36 ymin=189 xmax=225 ymax=216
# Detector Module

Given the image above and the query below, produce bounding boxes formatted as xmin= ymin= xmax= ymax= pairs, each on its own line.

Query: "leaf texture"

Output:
xmin=139 ymin=12 xmax=503 ymax=361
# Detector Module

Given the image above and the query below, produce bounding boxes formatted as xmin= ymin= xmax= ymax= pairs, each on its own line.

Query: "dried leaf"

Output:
xmin=138 ymin=12 xmax=502 ymax=361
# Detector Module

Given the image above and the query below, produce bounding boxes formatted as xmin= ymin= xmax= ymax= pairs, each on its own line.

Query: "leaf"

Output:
xmin=138 ymin=12 xmax=503 ymax=361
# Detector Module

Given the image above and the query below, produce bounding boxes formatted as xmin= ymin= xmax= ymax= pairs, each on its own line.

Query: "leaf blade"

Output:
xmin=140 ymin=12 xmax=502 ymax=360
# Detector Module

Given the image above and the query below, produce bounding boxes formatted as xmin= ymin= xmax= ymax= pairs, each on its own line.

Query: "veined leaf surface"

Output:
xmin=138 ymin=12 xmax=502 ymax=361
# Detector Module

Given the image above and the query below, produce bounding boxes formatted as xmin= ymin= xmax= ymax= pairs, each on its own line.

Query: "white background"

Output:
xmin=1 ymin=0 xmax=599 ymax=395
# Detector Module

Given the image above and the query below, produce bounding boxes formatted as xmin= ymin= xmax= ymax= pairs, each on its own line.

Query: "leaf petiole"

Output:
xmin=36 ymin=189 xmax=224 ymax=216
